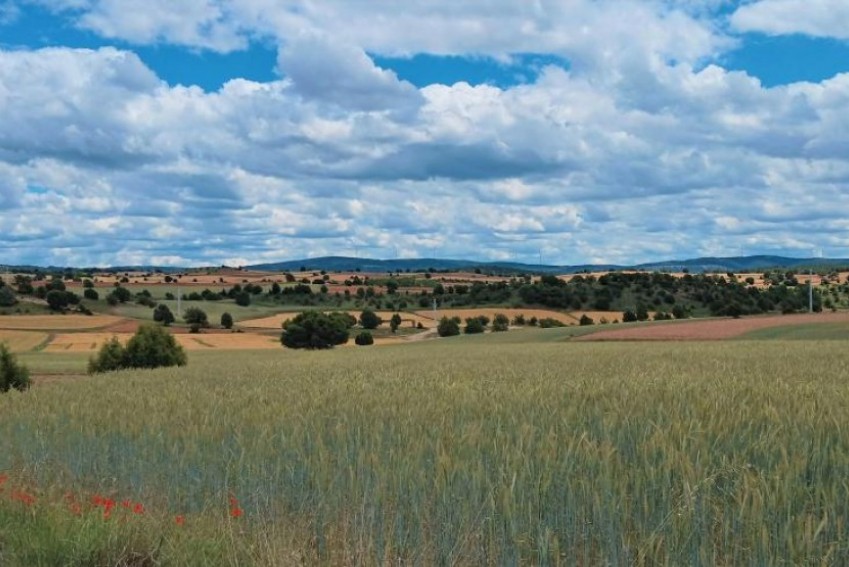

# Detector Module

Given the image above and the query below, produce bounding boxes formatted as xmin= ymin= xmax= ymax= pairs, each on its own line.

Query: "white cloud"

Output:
xmin=731 ymin=0 xmax=849 ymax=40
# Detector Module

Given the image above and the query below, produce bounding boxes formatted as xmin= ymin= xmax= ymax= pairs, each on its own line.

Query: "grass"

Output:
xmin=2 ymin=340 xmax=849 ymax=564
xmin=15 ymin=352 xmax=91 ymax=375
xmin=111 ymin=300 xmax=282 ymax=323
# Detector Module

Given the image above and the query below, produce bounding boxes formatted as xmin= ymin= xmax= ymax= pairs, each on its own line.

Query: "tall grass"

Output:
xmin=2 ymin=339 xmax=849 ymax=564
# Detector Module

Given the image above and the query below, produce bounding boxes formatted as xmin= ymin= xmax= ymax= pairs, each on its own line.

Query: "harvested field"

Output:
xmin=44 ymin=331 xmax=281 ymax=352
xmin=0 ymin=314 xmax=124 ymax=331
xmin=577 ymin=311 xmax=849 ymax=341
xmin=418 ymin=308 xmax=576 ymax=325
xmin=568 ymin=310 xmax=625 ymax=323
xmin=0 ymin=330 xmax=50 ymax=353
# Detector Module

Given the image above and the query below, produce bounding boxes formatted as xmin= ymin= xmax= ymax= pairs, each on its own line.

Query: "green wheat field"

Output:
xmin=2 ymin=332 xmax=849 ymax=565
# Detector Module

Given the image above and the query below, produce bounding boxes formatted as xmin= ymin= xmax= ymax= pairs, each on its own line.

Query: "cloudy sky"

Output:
xmin=1 ymin=0 xmax=849 ymax=267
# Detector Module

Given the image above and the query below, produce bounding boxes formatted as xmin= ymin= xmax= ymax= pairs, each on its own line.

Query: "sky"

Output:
xmin=1 ymin=1 xmax=849 ymax=267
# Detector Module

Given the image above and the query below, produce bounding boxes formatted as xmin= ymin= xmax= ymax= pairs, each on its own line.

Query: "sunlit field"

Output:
xmin=2 ymin=333 xmax=849 ymax=565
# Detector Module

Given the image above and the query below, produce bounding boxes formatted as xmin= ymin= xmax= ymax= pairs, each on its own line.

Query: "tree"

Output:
xmin=492 ymin=313 xmax=510 ymax=332
xmin=623 ymin=310 xmax=638 ymax=323
xmin=153 ymin=304 xmax=175 ymax=326
xmin=46 ymin=290 xmax=71 ymax=311
xmin=0 ymin=344 xmax=30 ymax=393
xmin=389 ymin=313 xmax=403 ymax=333
xmin=110 ymin=286 xmax=131 ymax=303
xmin=579 ymin=314 xmax=594 ymax=326
xmin=355 ymin=331 xmax=374 ymax=346
xmin=83 ymin=288 xmax=99 ymax=301
xmin=281 ymin=311 xmax=350 ymax=349
xmin=235 ymin=292 xmax=251 ymax=306
xmin=437 ymin=316 xmax=460 ymax=337
xmin=183 ymin=307 xmax=209 ymax=329
xmin=359 ymin=309 xmax=383 ymax=330
xmin=88 ymin=326 xmax=187 ymax=374
xmin=636 ymin=304 xmax=649 ymax=321
xmin=464 ymin=317 xmax=485 ymax=334
xmin=0 ymin=286 xmax=17 ymax=307
xmin=221 ymin=312 xmax=234 ymax=329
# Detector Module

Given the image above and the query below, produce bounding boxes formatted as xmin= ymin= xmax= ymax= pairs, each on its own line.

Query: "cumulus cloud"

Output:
xmin=731 ymin=0 xmax=849 ymax=40
xmin=1 ymin=3 xmax=849 ymax=266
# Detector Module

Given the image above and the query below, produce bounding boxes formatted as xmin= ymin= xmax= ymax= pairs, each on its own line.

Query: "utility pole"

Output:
xmin=177 ymin=282 xmax=182 ymax=318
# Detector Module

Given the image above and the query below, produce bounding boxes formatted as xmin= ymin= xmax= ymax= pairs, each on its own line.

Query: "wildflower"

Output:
xmin=230 ymin=507 xmax=244 ymax=519
xmin=175 ymin=515 xmax=185 ymax=526
xmin=133 ymin=503 xmax=145 ymax=515
xmin=122 ymin=499 xmax=132 ymax=509
xmin=69 ymin=502 xmax=82 ymax=516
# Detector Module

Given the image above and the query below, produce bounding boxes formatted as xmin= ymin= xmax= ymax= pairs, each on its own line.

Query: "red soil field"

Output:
xmin=576 ymin=312 xmax=849 ymax=341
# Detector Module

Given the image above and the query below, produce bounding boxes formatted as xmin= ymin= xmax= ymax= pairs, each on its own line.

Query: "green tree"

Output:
xmin=110 ymin=286 xmax=132 ymax=303
xmin=183 ymin=307 xmax=209 ymax=328
xmin=153 ymin=304 xmax=175 ymax=326
xmin=88 ymin=337 xmax=125 ymax=374
xmin=437 ymin=316 xmax=460 ymax=337
xmin=390 ymin=313 xmax=403 ymax=333
xmin=281 ymin=311 xmax=350 ymax=349
xmin=355 ymin=331 xmax=374 ymax=346
xmin=0 ymin=286 xmax=17 ymax=307
xmin=492 ymin=313 xmax=510 ymax=332
xmin=235 ymin=292 xmax=251 ymax=306
xmin=123 ymin=325 xmax=188 ymax=370
xmin=221 ymin=312 xmax=234 ymax=329
xmin=0 ymin=343 xmax=30 ymax=393
xmin=464 ymin=317 xmax=485 ymax=334
xmin=579 ymin=314 xmax=594 ymax=326
xmin=359 ymin=309 xmax=383 ymax=330
xmin=83 ymin=288 xmax=99 ymax=301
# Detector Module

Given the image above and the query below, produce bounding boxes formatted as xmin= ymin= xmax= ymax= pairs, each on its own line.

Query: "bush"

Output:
xmin=538 ymin=318 xmax=566 ymax=328
xmin=355 ymin=331 xmax=374 ymax=346
xmin=437 ymin=316 xmax=460 ymax=337
xmin=153 ymin=304 xmax=175 ymax=326
xmin=183 ymin=307 xmax=209 ymax=328
xmin=88 ymin=326 xmax=187 ymax=374
xmin=579 ymin=314 xmax=594 ymax=326
xmin=511 ymin=314 xmax=526 ymax=326
xmin=0 ymin=344 xmax=30 ymax=392
xmin=623 ymin=310 xmax=638 ymax=323
xmin=281 ymin=311 xmax=350 ymax=349
xmin=221 ymin=312 xmax=234 ymax=329
xmin=464 ymin=318 xmax=485 ymax=334
xmin=83 ymin=288 xmax=99 ymax=301
xmin=359 ymin=309 xmax=383 ymax=330
xmin=389 ymin=313 xmax=403 ymax=333
xmin=234 ymin=292 xmax=251 ymax=307
xmin=0 ymin=286 xmax=17 ymax=307
xmin=492 ymin=313 xmax=510 ymax=332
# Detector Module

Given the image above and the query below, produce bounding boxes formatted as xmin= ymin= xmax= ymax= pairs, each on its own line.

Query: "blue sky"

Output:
xmin=1 ymin=0 xmax=849 ymax=267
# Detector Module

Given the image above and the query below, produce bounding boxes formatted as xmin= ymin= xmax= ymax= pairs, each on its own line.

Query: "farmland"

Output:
xmin=3 ymin=336 xmax=849 ymax=565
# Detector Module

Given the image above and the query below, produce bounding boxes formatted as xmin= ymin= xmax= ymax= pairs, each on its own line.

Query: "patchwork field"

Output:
xmin=0 ymin=330 xmax=49 ymax=353
xmin=578 ymin=311 xmax=849 ymax=341
xmin=416 ymin=307 xmax=578 ymax=325
xmin=3 ymin=340 xmax=849 ymax=565
xmin=44 ymin=331 xmax=281 ymax=353
xmin=0 ymin=314 xmax=124 ymax=331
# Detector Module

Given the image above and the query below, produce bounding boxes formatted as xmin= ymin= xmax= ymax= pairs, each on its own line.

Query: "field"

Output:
xmin=0 ymin=314 xmax=123 ymax=331
xmin=241 ymin=311 xmax=435 ymax=330
xmin=3 ymin=336 xmax=849 ymax=565
xmin=579 ymin=311 xmax=849 ymax=341
xmin=43 ymin=331 xmax=280 ymax=353
xmin=0 ymin=330 xmax=49 ymax=353
xmin=416 ymin=308 xmax=579 ymax=326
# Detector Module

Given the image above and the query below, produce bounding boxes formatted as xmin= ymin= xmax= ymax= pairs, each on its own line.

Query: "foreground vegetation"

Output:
xmin=2 ymin=337 xmax=849 ymax=564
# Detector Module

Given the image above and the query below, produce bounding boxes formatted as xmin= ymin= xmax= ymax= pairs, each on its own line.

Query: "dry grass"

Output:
xmin=240 ymin=311 xmax=433 ymax=330
xmin=44 ymin=331 xmax=281 ymax=352
xmin=0 ymin=330 xmax=50 ymax=353
xmin=0 ymin=315 xmax=124 ymax=331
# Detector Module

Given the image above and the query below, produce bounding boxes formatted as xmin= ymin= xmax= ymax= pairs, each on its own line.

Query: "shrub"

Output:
xmin=492 ymin=313 xmax=510 ymax=332
xmin=579 ymin=314 xmax=594 ymax=326
xmin=359 ymin=309 xmax=383 ymax=330
xmin=511 ymin=314 xmax=526 ymax=326
xmin=0 ymin=286 xmax=17 ymax=307
xmin=0 ymin=344 xmax=30 ymax=393
xmin=88 ymin=327 xmax=187 ymax=374
xmin=235 ymin=292 xmax=251 ymax=307
xmin=355 ymin=331 xmax=374 ymax=346
xmin=389 ymin=313 xmax=403 ymax=333
xmin=437 ymin=316 xmax=460 ymax=337
xmin=153 ymin=304 xmax=175 ymax=326
xmin=83 ymin=288 xmax=99 ymax=301
xmin=221 ymin=312 xmax=234 ymax=329
xmin=538 ymin=318 xmax=566 ymax=328
xmin=281 ymin=311 xmax=350 ymax=349
xmin=623 ymin=310 xmax=638 ymax=323
xmin=183 ymin=307 xmax=209 ymax=328
xmin=464 ymin=318 xmax=485 ymax=334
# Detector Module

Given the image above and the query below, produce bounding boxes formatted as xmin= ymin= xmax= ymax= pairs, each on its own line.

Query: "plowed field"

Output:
xmin=577 ymin=312 xmax=849 ymax=341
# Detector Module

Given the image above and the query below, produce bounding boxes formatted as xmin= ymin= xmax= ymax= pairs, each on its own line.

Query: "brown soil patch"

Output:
xmin=576 ymin=312 xmax=849 ymax=341
xmin=0 ymin=315 xmax=124 ymax=331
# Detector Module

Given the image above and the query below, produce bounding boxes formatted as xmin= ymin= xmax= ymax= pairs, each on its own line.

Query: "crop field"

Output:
xmin=0 ymin=314 xmax=124 ymax=331
xmin=0 ymin=330 xmax=49 ymax=353
xmin=43 ymin=331 xmax=281 ymax=353
xmin=579 ymin=311 xmax=849 ymax=341
xmin=3 ymin=337 xmax=849 ymax=565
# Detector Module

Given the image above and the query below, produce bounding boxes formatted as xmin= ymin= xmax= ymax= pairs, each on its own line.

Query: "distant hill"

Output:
xmin=248 ymin=255 xmax=849 ymax=274
xmin=5 ymin=255 xmax=849 ymax=274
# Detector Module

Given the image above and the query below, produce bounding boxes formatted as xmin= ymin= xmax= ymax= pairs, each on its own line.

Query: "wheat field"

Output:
xmin=2 ymin=336 xmax=849 ymax=565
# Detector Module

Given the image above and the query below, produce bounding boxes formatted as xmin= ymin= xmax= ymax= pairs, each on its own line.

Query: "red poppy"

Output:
xmin=175 ymin=515 xmax=185 ymax=526
xmin=230 ymin=507 xmax=244 ymax=519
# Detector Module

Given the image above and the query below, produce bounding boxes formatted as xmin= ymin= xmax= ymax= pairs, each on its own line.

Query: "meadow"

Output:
xmin=2 ymin=332 xmax=849 ymax=565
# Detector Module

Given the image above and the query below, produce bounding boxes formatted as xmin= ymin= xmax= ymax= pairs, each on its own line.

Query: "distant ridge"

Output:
xmin=5 ymin=255 xmax=849 ymax=274
xmin=247 ymin=255 xmax=849 ymax=274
